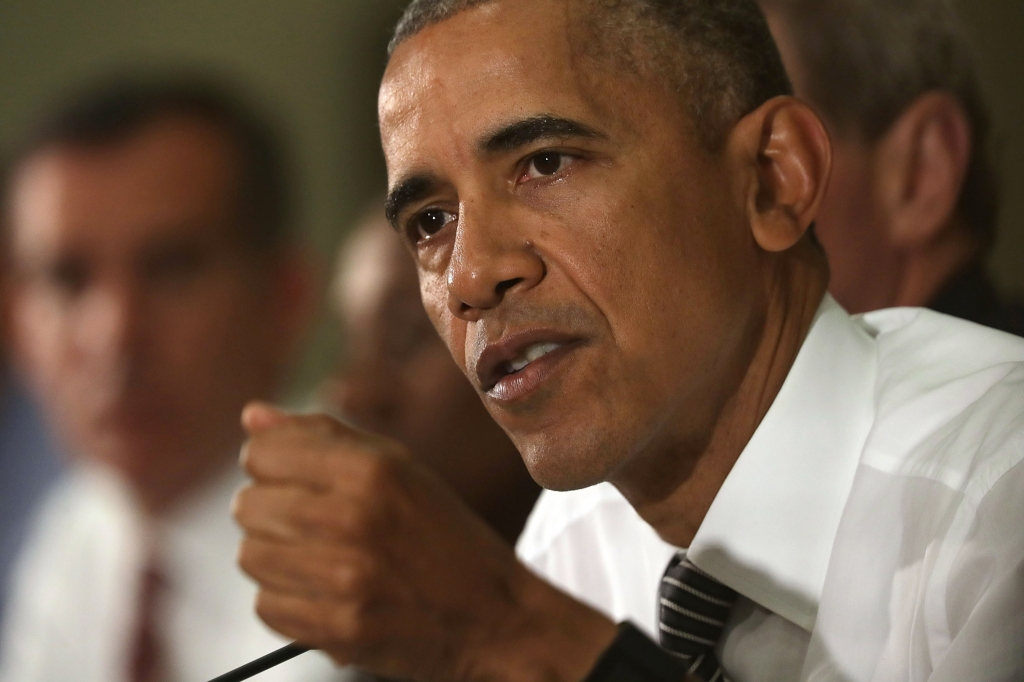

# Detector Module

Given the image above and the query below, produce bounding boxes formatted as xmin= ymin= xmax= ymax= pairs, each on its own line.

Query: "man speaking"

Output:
xmin=233 ymin=1 xmax=1024 ymax=680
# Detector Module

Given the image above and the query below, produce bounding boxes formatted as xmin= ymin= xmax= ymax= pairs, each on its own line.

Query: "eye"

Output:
xmin=409 ymin=208 xmax=457 ymax=243
xmin=523 ymin=151 xmax=572 ymax=181
xmin=48 ymin=258 xmax=90 ymax=297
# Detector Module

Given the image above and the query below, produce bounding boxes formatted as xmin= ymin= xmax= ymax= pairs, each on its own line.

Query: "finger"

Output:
xmin=233 ymin=484 xmax=383 ymax=543
xmin=240 ymin=415 xmax=361 ymax=487
xmin=239 ymin=536 xmax=377 ymax=600
xmin=241 ymin=401 xmax=292 ymax=433
xmin=232 ymin=484 xmax=316 ymax=542
xmin=243 ymin=424 xmax=408 ymax=494
xmin=244 ymin=407 xmax=350 ymax=439
xmin=254 ymin=588 xmax=373 ymax=661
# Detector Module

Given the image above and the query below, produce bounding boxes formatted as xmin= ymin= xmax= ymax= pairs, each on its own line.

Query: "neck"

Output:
xmin=620 ymin=242 xmax=828 ymax=548
xmin=892 ymin=220 xmax=979 ymax=309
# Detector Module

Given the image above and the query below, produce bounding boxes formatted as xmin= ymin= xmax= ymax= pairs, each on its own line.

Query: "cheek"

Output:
xmin=11 ymin=290 xmax=73 ymax=388
xmin=552 ymin=169 xmax=748 ymax=355
xmin=419 ymin=272 xmax=467 ymax=371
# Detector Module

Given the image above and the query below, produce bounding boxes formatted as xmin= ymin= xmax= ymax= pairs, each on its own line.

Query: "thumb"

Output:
xmin=241 ymin=401 xmax=292 ymax=435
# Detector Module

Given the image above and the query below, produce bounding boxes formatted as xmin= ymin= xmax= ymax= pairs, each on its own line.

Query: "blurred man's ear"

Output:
xmin=731 ymin=96 xmax=833 ymax=253
xmin=875 ymin=92 xmax=972 ymax=249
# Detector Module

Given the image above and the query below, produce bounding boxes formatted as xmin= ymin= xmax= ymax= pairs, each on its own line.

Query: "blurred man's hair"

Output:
xmin=761 ymin=0 xmax=999 ymax=250
xmin=3 ymin=74 xmax=291 ymax=255
xmin=389 ymin=0 xmax=793 ymax=151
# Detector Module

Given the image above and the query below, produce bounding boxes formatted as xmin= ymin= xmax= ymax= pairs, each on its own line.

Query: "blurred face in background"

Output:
xmin=326 ymin=217 xmax=537 ymax=542
xmin=762 ymin=5 xmax=978 ymax=314
xmin=762 ymin=9 xmax=894 ymax=313
xmin=6 ymin=114 xmax=302 ymax=512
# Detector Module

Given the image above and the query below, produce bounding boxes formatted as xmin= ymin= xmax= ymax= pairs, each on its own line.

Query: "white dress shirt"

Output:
xmin=517 ymin=296 xmax=1024 ymax=682
xmin=0 ymin=462 xmax=352 ymax=682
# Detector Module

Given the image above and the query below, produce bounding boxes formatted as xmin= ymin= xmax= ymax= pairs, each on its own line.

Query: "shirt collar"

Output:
xmin=688 ymin=295 xmax=877 ymax=632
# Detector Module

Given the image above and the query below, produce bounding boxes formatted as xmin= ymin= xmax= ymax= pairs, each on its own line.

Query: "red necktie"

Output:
xmin=128 ymin=561 xmax=165 ymax=682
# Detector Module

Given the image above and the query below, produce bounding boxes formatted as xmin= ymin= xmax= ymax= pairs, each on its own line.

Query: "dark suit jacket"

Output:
xmin=929 ymin=266 xmax=1024 ymax=338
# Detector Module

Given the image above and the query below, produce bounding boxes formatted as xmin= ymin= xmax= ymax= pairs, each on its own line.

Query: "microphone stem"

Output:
xmin=205 ymin=642 xmax=311 ymax=682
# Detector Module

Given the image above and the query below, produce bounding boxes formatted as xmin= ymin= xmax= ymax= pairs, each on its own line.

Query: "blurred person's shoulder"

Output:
xmin=21 ymin=465 xmax=137 ymax=549
xmin=0 ymin=465 xmax=139 ymax=681
xmin=4 ymin=464 xmax=140 ymax=611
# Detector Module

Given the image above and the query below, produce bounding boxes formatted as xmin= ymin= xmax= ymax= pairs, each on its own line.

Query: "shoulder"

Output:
xmin=8 ymin=467 xmax=137 ymax=596
xmin=855 ymin=307 xmax=1024 ymax=493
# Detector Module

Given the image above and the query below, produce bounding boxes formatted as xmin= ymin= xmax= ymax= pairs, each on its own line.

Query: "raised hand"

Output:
xmin=232 ymin=403 xmax=617 ymax=682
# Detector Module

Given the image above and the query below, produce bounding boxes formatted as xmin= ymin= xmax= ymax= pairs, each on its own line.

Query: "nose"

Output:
xmin=77 ymin=282 xmax=144 ymax=365
xmin=446 ymin=202 xmax=545 ymax=320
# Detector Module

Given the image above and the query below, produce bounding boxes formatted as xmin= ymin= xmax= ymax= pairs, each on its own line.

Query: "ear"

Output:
xmin=874 ymin=92 xmax=971 ymax=249
xmin=729 ymin=97 xmax=832 ymax=253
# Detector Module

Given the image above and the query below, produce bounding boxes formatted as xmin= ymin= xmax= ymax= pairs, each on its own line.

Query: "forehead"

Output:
xmin=379 ymin=0 xmax=630 ymax=173
xmin=9 ymin=116 xmax=237 ymax=256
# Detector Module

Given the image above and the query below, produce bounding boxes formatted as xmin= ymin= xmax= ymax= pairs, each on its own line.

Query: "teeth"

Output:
xmin=507 ymin=342 xmax=562 ymax=374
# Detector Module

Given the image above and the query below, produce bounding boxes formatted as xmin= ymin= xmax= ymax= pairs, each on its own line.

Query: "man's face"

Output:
xmin=327 ymin=222 xmax=528 ymax=518
xmin=7 ymin=115 xmax=286 ymax=502
xmin=380 ymin=0 xmax=766 ymax=492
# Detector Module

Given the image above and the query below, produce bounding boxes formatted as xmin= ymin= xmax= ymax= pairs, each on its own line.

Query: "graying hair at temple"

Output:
xmin=389 ymin=0 xmax=794 ymax=152
xmin=762 ymin=0 xmax=1000 ymax=251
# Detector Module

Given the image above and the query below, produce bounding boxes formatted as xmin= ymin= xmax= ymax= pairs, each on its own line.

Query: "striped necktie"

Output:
xmin=658 ymin=552 xmax=737 ymax=682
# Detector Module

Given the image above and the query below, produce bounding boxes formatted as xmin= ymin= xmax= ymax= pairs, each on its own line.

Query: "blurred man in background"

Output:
xmin=760 ymin=0 xmax=1024 ymax=334
xmin=0 ymin=77 xmax=345 ymax=682
xmin=324 ymin=205 xmax=540 ymax=547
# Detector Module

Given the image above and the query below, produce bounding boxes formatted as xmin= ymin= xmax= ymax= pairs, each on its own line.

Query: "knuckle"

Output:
xmin=239 ymin=441 xmax=255 ymax=472
xmin=337 ymin=502 xmax=383 ymax=541
xmin=237 ymin=539 xmax=263 ymax=577
xmin=231 ymin=486 xmax=257 ymax=525
xmin=328 ymin=602 xmax=369 ymax=646
xmin=241 ymin=439 xmax=275 ymax=477
xmin=254 ymin=590 xmax=284 ymax=627
xmin=297 ymin=497 xmax=357 ymax=540
xmin=360 ymin=453 xmax=401 ymax=493
xmin=330 ymin=554 xmax=376 ymax=595
xmin=289 ymin=492 xmax=322 ymax=530
xmin=306 ymin=413 xmax=343 ymax=438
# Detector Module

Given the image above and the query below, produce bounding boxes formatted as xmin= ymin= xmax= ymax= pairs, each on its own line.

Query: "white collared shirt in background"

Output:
xmin=517 ymin=297 xmax=1024 ymax=682
xmin=0 ymin=462 xmax=351 ymax=682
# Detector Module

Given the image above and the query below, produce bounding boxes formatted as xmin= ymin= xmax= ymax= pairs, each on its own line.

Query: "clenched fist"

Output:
xmin=232 ymin=403 xmax=617 ymax=682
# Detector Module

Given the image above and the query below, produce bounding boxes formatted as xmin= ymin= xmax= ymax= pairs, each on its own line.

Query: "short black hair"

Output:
xmin=389 ymin=0 xmax=792 ymax=151
xmin=762 ymin=0 xmax=999 ymax=250
xmin=3 ymin=74 xmax=291 ymax=255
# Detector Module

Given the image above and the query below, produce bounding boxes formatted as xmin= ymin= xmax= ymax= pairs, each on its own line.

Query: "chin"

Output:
xmin=516 ymin=427 xmax=620 ymax=492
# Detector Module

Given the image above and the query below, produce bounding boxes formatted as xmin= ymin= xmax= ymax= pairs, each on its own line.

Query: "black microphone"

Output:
xmin=206 ymin=643 xmax=310 ymax=681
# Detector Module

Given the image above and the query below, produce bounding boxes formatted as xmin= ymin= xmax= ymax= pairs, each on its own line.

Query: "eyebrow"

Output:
xmin=384 ymin=115 xmax=606 ymax=228
xmin=480 ymin=115 xmax=606 ymax=154
xmin=385 ymin=173 xmax=441 ymax=229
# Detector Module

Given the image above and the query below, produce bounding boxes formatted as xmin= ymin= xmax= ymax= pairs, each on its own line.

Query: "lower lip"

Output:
xmin=487 ymin=343 xmax=580 ymax=403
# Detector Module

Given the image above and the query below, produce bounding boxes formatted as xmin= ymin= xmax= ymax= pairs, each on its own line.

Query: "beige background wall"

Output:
xmin=0 ymin=0 xmax=1020 ymax=395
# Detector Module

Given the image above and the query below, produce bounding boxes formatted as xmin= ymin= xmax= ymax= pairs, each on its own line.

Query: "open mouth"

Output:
xmin=477 ymin=332 xmax=583 ymax=402
xmin=503 ymin=341 xmax=563 ymax=375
